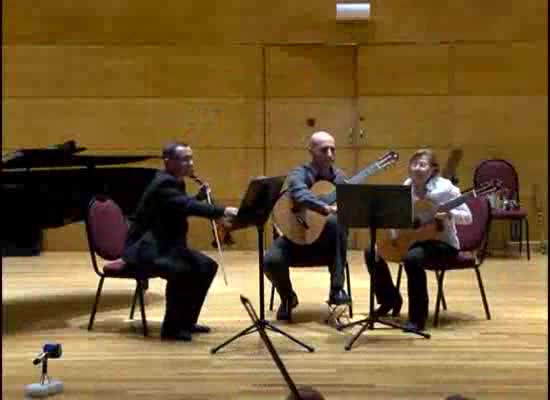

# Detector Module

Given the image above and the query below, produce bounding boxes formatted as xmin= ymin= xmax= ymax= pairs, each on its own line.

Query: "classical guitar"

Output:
xmin=272 ymin=151 xmax=399 ymax=245
xmin=377 ymin=179 xmax=501 ymax=263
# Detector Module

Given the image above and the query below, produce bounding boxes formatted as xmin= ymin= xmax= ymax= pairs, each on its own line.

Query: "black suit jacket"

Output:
xmin=122 ymin=171 xmax=225 ymax=272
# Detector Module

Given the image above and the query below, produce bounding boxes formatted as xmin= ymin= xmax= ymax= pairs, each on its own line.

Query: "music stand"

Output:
xmin=335 ymin=184 xmax=431 ymax=351
xmin=239 ymin=295 xmax=307 ymax=400
xmin=211 ymin=176 xmax=314 ymax=354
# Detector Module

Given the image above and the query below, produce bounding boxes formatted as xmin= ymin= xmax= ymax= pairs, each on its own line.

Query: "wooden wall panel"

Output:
xmin=189 ymin=149 xmax=264 ymax=199
xmin=2 ymin=0 xmax=342 ymax=45
xmin=266 ymin=46 xmax=355 ymax=97
xmin=367 ymin=0 xmax=547 ymax=43
xmin=265 ymin=148 xmax=356 ymax=181
xmin=454 ymin=42 xmax=548 ymax=95
xmin=4 ymin=0 xmax=547 ymax=45
xmin=2 ymin=98 xmax=263 ymax=149
xmin=358 ymin=45 xmax=450 ymax=95
xmin=444 ymin=0 xmax=548 ymax=42
xmin=451 ymin=96 xmax=548 ymax=148
xmin=266 ymin=98 xmax=355 ymax=148
xmin=3 ymin=45 xmax=263 ymax=98
xmin=358 ymin=96 xmax=453 ymax=148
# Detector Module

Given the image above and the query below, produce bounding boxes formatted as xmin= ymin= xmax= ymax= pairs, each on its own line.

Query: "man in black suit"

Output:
xmin=123 ymin=142 xmax=238 ymax=341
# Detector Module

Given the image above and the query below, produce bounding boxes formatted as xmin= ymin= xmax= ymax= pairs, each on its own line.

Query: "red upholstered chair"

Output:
xmin=396 ymin=196 xmax=493 ymax=327
xmin=85 ymin=196 xmax=156 ymax=336
xmin=474 ymin=159 xmax=530 ymax=260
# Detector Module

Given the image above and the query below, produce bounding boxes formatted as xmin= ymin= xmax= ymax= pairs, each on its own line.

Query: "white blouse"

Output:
xmin=402 ymin=175 xmax=473 ymax=249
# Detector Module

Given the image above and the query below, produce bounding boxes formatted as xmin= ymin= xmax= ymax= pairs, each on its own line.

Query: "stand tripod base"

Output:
xmin=338 ymin=315 xmax=431 ymax=351
xmin=211 ymin=320 xmax=315 ymax=354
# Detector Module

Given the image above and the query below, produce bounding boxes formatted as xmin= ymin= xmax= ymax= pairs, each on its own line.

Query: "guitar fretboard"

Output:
xmin=319 ymin=162 xmax=384 ymax=205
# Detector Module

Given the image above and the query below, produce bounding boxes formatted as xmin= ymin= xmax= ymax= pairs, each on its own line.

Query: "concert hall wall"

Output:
xmin=3 ymin=0 xmax=547 ymax=251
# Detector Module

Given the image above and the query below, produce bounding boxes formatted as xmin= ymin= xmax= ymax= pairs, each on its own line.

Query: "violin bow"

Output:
xmin=192 ymin=175 xmax=229 ymax=286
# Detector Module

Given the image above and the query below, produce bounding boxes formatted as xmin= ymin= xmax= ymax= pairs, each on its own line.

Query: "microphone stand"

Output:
xmin=25 ymin=356 xmax=64 ymax=398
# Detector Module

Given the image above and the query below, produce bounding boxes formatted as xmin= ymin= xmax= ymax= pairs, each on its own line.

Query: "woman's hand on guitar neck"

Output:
xmin=323 ymin=204 xmax=338 ymax=215
xmin=434 ymin=211 xmax=451 ymax=221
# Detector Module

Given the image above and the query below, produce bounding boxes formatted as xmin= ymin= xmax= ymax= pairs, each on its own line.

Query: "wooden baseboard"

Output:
xmin=506 ymin=240 xmax=547 ymax=254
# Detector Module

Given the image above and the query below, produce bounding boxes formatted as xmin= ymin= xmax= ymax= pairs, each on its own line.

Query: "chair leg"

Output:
xmin=137 ymin=280 xmax=149 ymax=337
xmin=518 ymin=220 xmax=523 ymax=256
xmin=433 ymin=271 xmax=445 ymax=327
xmin=435 ymin=271 xmax=448 ymax=311
xmin=396 ymin=263 xmax=403 ymax=291
xmin=88 ymin=277 xmax=105 ymax=331
xmin=524 ymin=218 xmax=531 ymax=260
xmin=345 ymin=261 xmax=353 ymax=318
xmin=474 ymin=267 xmax=491 ymax=320
xmin=269 ymin=284 xmax=275 ymax=311
xmin=129 ymin=285 xmax=139 ymax=320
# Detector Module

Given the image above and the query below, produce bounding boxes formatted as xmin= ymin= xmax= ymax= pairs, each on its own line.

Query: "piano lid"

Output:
xmin=2 ymin=140 xmax=158 ymax=170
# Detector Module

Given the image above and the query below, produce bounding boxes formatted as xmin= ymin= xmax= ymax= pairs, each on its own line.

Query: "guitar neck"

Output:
xmin=321 ymin=162 xmax=383 ymax=205
xmin=437 ymin=190 xmax=475 ymax=213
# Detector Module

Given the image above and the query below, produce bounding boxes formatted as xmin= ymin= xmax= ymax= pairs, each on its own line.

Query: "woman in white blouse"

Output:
xmin=364 ymin=148 xmax=472 ymax=331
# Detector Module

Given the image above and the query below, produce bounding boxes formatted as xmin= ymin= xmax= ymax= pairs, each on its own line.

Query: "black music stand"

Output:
xmin=335 ymin=184 xmax=431 ymax=351
xmin=211 ymin=176 xmax=314 ymax=354
xmin=240 ymin=295 xmax=319 ymax=400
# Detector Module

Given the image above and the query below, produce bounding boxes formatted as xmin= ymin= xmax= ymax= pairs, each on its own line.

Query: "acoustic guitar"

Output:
xmin=376 ymin=179 xmax=501 ymax=263
xmin=272 ymin=151 xmax=399 ymax=245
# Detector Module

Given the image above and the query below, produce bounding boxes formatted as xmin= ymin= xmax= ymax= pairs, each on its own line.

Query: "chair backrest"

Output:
xmin=86 ymin=196 xmax=128 ymax=261
xmin=457 ymin=197 xmax=492 ymax=253
xmin=473 ymin=159 xmax=520 ymax=200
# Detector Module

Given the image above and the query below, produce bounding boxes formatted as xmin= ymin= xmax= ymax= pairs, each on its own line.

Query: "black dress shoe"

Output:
xmin=276 ymin=293 xmax=299 ymax=321
xmin=191 ymin=323 xmax=211 ymax=334
xmin=328 ymin=289 xmax=351 ymax=305
xmin=374 ymin=294 xmax=403 ymax=317
xmin=402 ymin=320 xmax=426 ymax=332
xmin=161 ymin=329 xmax=192 ymax=342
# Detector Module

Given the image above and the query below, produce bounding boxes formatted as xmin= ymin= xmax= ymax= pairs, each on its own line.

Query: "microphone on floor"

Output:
xmin=33 ymin=343 xmax=62 ymax=365
xmin=25 ymin=343 xmax=64 ymax=398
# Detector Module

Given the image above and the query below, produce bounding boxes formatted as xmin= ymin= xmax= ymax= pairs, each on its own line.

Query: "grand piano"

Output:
xmin=2 ymin=141 xmax=158 ymax=256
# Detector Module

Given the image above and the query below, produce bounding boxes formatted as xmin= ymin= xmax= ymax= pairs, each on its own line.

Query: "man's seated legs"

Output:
xmin=264 ymin=237 xmax=299 ymax=321
xmin=187 ymin=250 xmax=218 ymax=332
xmin=159 ymin=249 xmax=219 ymax=341
xmin=363 ymin=249 xmax=402 ymax=317
xmin=319 ymin=214 xmax=350 ymax=305
xmin=264 ymin=214 xmax=350 ymax=321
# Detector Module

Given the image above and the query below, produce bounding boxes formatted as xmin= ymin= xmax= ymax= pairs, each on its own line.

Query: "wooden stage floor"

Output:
xmin=2 ymin=251 xmax=548 ymax=399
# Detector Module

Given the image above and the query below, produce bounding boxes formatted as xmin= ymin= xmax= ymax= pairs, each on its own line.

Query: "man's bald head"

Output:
xmin=308 ymin=131 xmax=336 ymax=169
xmin=309 ymin=131 xmax=335 ymax=150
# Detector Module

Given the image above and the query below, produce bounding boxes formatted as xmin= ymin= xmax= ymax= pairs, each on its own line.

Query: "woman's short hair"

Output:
xmin=409 ymin=148 xmax=440 ymax=175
